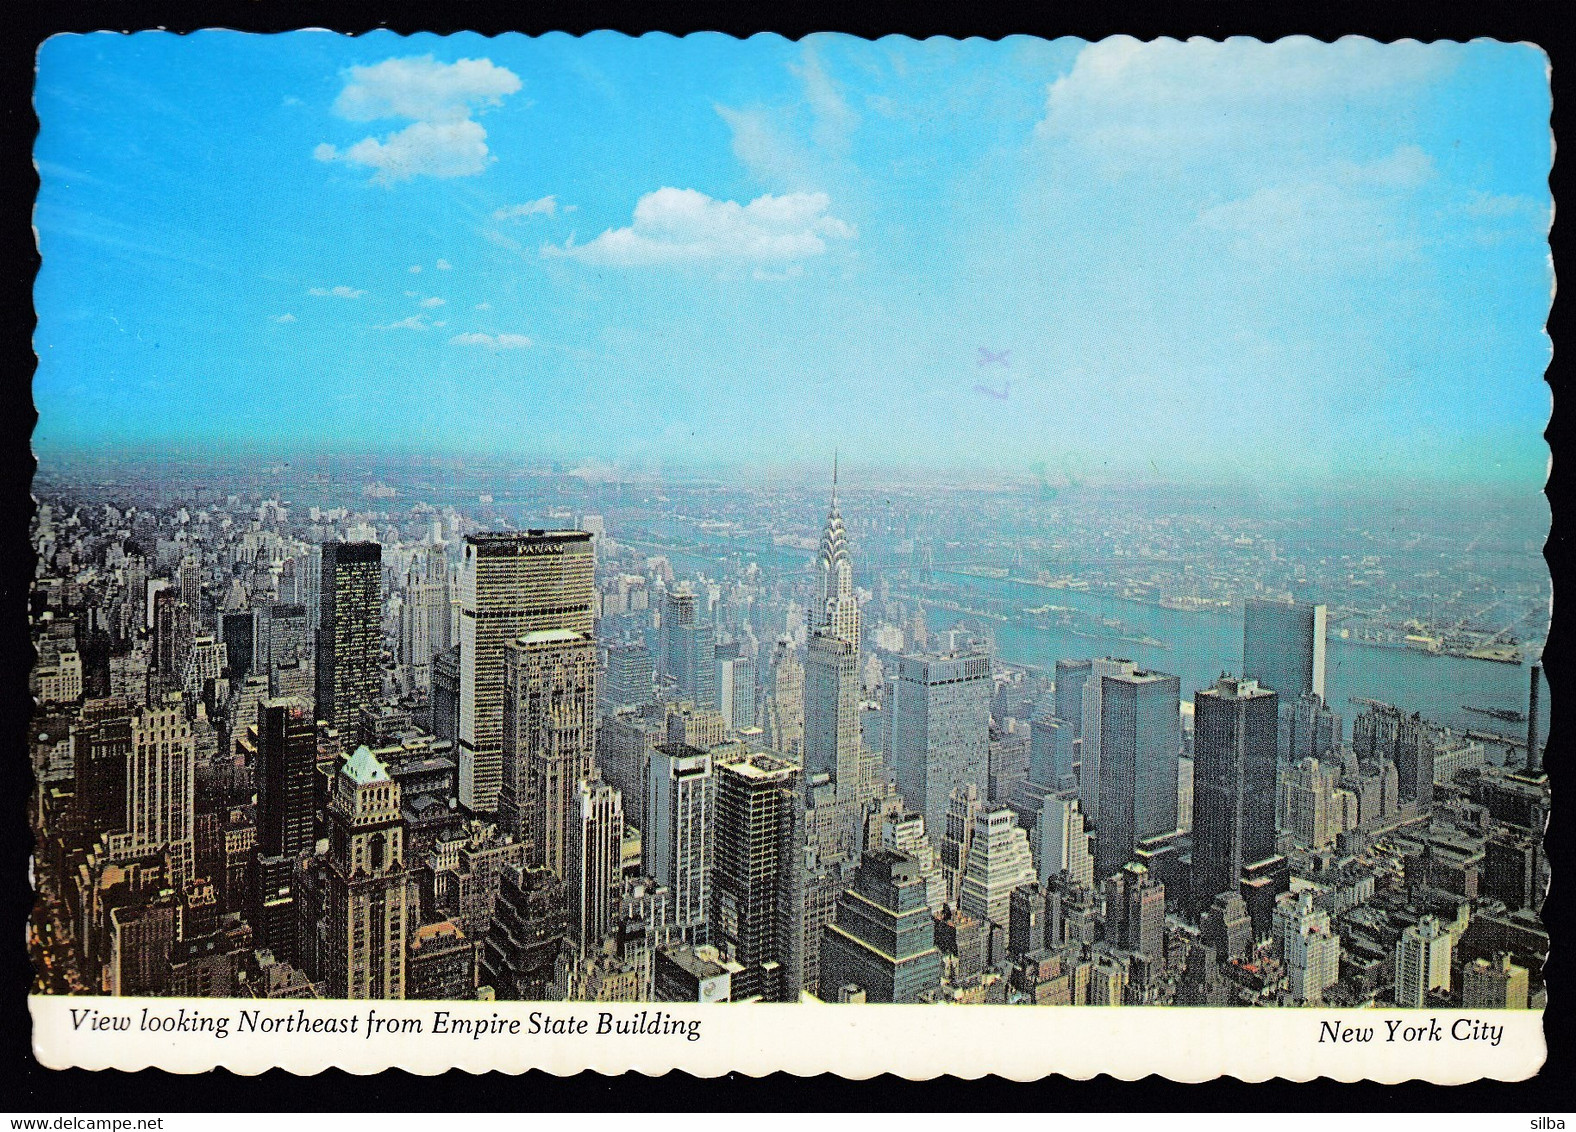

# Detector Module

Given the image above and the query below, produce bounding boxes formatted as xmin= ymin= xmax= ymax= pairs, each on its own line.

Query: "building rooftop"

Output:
xmin=342 ymin=744 xmax=390 ymax=784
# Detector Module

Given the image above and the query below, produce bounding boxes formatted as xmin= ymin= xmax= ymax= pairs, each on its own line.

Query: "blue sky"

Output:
xmin=33 ymin=32 xmax=1552 ymax=485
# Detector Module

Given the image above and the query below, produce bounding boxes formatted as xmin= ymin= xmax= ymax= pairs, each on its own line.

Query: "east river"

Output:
xmin=587 ymin=530 xmax=1550 ymax=747
xmin=925 ymin=570 xmax=1548 ymax=743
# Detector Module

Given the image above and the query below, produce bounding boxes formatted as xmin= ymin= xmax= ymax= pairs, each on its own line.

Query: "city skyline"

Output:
xmin=34 ymin=32 xmax=1552 ymax=485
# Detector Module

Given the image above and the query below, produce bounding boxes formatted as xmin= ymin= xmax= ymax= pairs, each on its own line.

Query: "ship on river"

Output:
xmin=1462 ymin=704 xmax=1529 ymax=723
xmin=1023 ymin=604 xmax=1170 ymax=650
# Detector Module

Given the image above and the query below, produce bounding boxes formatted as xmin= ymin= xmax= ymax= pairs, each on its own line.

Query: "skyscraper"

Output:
xmin=958 ymin=807 xmax=1037 ymax=929
xmin=1078 ymin=657 xmax=1138 ymax=827
xmin=73 ymin=696 xmax=132 ymax=835
xmin=766 ymin=639 xmax=804 ymax=759
xmin=459 ymin=530 xmax=594 ymax=813
xmin=1091 ymin=667 xmax=1181 ymax=881
xmin=940 ymin=783 xmax=981 ymax=906
xmin=479 ymin=864 xmax=569 ymax=1001
xmin=716 ymin=649 xmax=756 ymax=733
xmin=315 ymin=542 xmax=383 ymax=729
xmin=1104 ymin=861 xmax=1166 ymax=962
xmin=565 ymin=778 xmax=624 ymax=953
xmin=1052 ymin=658 xmax=1092 ymax=787
xmin=885 ymin=650 xmax=992 ymax=843
xmin=1274 ymin=890 xmax=1340 ymax=1005
xmin=1191 ymin=676 xmax=1280 ymax=910
xmin=1461 ymin=954 xmax=1530 ymax=1010
xmin=711 ymin=751 xmax=799 ymax=1001
xmin=121 ymin=692 xmax=196 ymax=888
xmin=879 ymin=811 xmax=945 ymax=914
xmin=813 ymin=456 xmax=860 ymax=648
xmin=780 ymin=771 xmax=854 ymax=1000
xmin=219 ymin=608 xmax=257 ymax=683
xmin=1243 ymin=598 xmax=1327 ymax=702
xmin=804 ymin=631 xmax=861 ymax=802
xmin=498 ymin=628 xmax=597 ymax=872
xmin=263 ymin=601 xmax=313 ymax=699
xmin=1036 ymin=792 xmax=1094 ymax=891
xmin=602 ymin=641 xmax=654 ymax=715
xmin=646 ymin=744 xmax=714 ymax=943
xmin=660 ymin=588 xmax=717 ymax=710
xmin=399 ymin=549 xmax=451 ymax=685
xmin=1394 ymin=914 xmax=1452 ymax=1008
xmin=322 ymin=745 xmax=410 ymax=1000
xmin=819 ymin=850 xmax=943 ymax=1004
xmin=251 ymin=696 xmax=316 ymax=965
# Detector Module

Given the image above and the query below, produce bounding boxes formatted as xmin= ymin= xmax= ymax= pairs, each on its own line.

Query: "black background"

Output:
xmin=3 ymin=0 xmax=1569 ymax=1113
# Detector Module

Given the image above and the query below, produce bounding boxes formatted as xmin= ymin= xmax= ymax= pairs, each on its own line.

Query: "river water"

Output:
xmin=924 ymin=571 xmax=1548 ymax=740
xmin=604 ymin=534 xmax=1549 ymax=743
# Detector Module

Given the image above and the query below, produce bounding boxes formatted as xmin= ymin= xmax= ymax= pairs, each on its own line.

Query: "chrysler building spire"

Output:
xmin=815 ymin=455 xmax=859 ymax=647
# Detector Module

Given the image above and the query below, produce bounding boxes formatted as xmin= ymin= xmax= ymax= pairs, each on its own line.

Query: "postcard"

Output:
xmin=28 ymin=29 xmax=1551 ymax=1082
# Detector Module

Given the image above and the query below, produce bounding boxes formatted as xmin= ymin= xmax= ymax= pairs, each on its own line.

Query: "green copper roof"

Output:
xmin=342 ymin=744 xmax=390 ymax=784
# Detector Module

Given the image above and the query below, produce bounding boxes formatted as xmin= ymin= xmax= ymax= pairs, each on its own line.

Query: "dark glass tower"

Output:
xmin=1242 ymin=598 xmax=1326 ymax=701
xmin=1191 ymin=675 xmax=1279 ymax=910
xmin=315 ymin=541 xmax=383 ymax=728
xmin=819 ymin=850 xmax=943 ymax=1003
xmin=1093 ymin=668 xmax=1181 ymax=880
xmin=711 ymin=751 xmax=799 ymax=1002
xmin=251 ymin=696 xmax=317 ymax=966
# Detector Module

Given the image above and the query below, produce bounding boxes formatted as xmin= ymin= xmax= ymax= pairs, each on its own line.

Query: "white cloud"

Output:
xmin=1034 ymin=37 xmax=1454 ymax=175
xmin=493 ymin=196 xmax=558 ymax=221
xmin=788 ymin=47 xmax=858 ymax=155
xmin=545 ymin=188 xmax=855 ymax=267
xmin=272 ymin=313 xmax=297 ymax=323
xmin=308 ymin=285 xmax=365 ymax=298
xmin=716 ymin=45 xmax=860 ymax=190
xmin=409 ymin=265 xmax=423 ymax=273
xmin=376 ymin=314 xmax=433 ymax=331
xmin=420 ymin=296 xmax=446 ymax=308
xmin=449 ymin=331 xmax=533 ymax=349
xmin=435 ymin=258 xmax=453 ymax=270
xmin=332 ymin=56 xmax=521 ymax=123
xmin=716 ymin=103 xmax=820 ymax=191
xmin=474 ymin=302 xmax=493 ymax=310
xmin=1195 ymin=180 xmax=1420 ymax=267
xmin=315 ymin=56 xmax=521 ymax=184
xmin=316 ymin=119 xmax=492 ymax=184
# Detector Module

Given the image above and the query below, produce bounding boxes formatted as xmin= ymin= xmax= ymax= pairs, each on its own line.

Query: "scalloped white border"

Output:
xmin=30 ymin=997 xmax=1546 ymax=1082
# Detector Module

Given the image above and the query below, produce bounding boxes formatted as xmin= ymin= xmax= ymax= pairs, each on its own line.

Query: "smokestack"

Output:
xmin=1527 ymin=663 xmax=1542 ymax=773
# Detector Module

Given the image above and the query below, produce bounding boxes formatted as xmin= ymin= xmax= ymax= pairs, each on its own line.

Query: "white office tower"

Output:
xmin=647 ymin=745 xmax=714 ymax=944
xmin=879 ymin=811 xmax=946 ymax=914
xmin=1078 ymin=657 xmax=1140 ymax=827
xmin=118 ymin=692 xmax=196 ymax=887
xmin=1036 ymin=792 xmax=1094 ymax=892
xmin=1274 ymin=890 xmax=1341 ymax=1004
xmin=717 ymin=651 xmax=756 ymax=733
xmin=1394 ymin=914 xmax=1453 ymax=1008
xmin=566 ymin=778 xmax=624 ymax=953
xmin=399 ymin=549 xmax=451 ymax=686
xmin=958 ymin=807 xmax=1036 ymax=928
